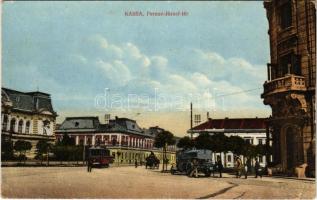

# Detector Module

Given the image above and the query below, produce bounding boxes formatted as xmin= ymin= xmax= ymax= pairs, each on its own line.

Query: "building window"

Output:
xmin=43 ymin=120 xmax=51 ymax=135
xmin=217 ymin=155 xmax=221 ymax=162
xmin=258 ymin=139 xmax=262 ymax=145
xmin=10 ymin=118 xmax=16 ymax=132
xmin=25 ymin=121 xmax=30 ymax=134
xmin=194 ymin=114 xmax=201 ymax=125
xmin=245 ymin=139 xmax=249 ymax=144
xmin=259 ymin=156 xmax=263 ymax=163
xmin=79 ymin=139 xmax=84 ymax=145
xmin=227 ymin=155 xmax=232 ymax=162
xmin=2 ymin=115 xmax=8 ymax=131
xmin=18 ymin=120 xmax=23 ymax=133
xmin=280 ymin=1 xmax=292 ymax=29
xmin=74 ymin=122 xmax=79 ymax=127
xmin=278 ymin=53 xmax=301 ymax=77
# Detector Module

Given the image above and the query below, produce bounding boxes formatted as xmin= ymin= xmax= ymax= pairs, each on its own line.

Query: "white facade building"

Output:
xmin=188 ymin=117 xmax=272 ymax=168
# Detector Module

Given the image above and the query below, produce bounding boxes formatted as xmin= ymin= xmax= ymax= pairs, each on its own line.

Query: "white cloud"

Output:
xmin=95 ymin=59 xmax=132 ymax=86
xmin=72 ymin=34 xmax=266 ymax=112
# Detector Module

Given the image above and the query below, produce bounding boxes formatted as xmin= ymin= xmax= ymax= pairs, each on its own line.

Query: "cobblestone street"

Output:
xmin=2 ymin=166 xmax=315 ymax=199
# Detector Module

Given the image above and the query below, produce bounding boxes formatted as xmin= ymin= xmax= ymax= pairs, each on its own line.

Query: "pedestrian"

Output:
xmin=87 ymin=159 xmax=92 ymax=173
xmin=189 ymin=159 xmax=199 ymax=178
xmin=217 ymin=158 xmax=223 ymax=178
xmin=255 ymin=160 xmax=262 ymax=178
xmin=135 ymin=160 xmax=138 ymax=168
xmin=235 ymin=157 xmax=242 ymax=178
xmin=244 ymin=160 xmax=248 ymax=179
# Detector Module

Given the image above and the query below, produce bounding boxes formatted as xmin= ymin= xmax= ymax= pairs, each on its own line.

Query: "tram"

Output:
xmin=88 ymin=146 xmax=114 ymax=167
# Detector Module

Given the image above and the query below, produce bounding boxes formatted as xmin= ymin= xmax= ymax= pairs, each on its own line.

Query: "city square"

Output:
xmin=2 ymin=166 xmax=315 ymax=199
xmin=1 ymin=0 xmax=316 ymax=199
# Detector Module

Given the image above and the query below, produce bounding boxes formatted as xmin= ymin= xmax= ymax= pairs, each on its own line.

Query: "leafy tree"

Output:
xmin=58 ymin=133 xmax=75 ymax=146
xmin=242 ymin=143 xmax=258 ymax=165
xmin=210 ymin=133 xmax=227 ymax=153
xmin=1 ymin=139 xmax=14 ymax=161
xmin=177 ymin=136 xmax=194 ymax=150
xmin=194 ymin=132 xmax=214 ymax=150
xmin=227 ymin=136 xmax=245 ymax=156
xmin=154 ymin=130 xmax=176 ymax=171
xmin=255 ymin=144 xmax=266 ymax=157
xmin=14 ymin=140 xmax=32 ymax=163
xmin=35 ymin=140 xmax=51 ymax=165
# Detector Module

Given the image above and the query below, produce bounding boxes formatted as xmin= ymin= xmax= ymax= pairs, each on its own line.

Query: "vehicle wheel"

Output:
xmin=186 ymin=168 xmax=192 ymax=176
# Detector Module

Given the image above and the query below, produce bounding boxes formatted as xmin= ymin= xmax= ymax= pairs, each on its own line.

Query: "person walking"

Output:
xmin=244 ymin=160 xmax=248 ymax=179
xmin=235 ymin=157 xmax=242 ymax=178
xmin=87 ymin=159 xmax=92 ymax=173
xmin=189 ymin=159 xmax=199 ymax=178
xmin=135 ymin=160 xmax=138 ymax=168
xmin=255 ymin=160 xmax=262 ymax=178
xmin=217 ymin=158 xmax=223 ymax=178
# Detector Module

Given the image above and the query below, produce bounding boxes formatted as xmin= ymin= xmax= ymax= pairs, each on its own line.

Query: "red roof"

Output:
xmin=192 ymin=117 xmax=267 ymax=130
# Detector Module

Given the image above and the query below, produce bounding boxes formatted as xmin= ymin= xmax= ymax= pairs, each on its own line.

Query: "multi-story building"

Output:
xmin=188 ymin=117 xmax=270 ymax=168
xmin=1 ymin=88 xmax=57 ymax=157
xmin=55 ymin=116 xmax=177 ymax=164
xmin=262 ymin=0 xmax=315 ymax=175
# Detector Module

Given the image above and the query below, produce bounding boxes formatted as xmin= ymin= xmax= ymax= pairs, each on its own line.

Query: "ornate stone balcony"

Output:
xmin=262 ymin=74 xmax=306 ymax=97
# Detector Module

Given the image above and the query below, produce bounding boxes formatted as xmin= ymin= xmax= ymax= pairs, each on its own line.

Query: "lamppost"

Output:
xmin=117 ymin=152 xmax=121 ymax=166
xmin=83 ymin=145 xmax=86 ymax=165
xmin=46 ymin=144 xmax=50 ymax=166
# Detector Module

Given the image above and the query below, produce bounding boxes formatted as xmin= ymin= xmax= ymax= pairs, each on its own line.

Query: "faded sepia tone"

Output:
xmin=1 ymin=1 xmax=316 ymax=199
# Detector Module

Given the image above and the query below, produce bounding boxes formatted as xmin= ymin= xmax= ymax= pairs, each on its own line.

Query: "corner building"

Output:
xmin=55 ymin=116 xmax=177 ymax=165
xmin=262 ymin=0 xmax=316 ymax=175
xmin=1 ymin=88 xmax=57 ymax=157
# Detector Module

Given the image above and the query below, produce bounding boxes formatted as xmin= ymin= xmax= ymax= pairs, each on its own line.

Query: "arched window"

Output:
xmin=10 ymin=118 xmax=16 ymax=132
xmin=18 ymin=120 xmax=23 ymax=133
xmin=25 ymin=121 xmax=30 ymax=134
xmin=2 ymin=115 xmax=8 ymax=131
xmin=43 ymin=120 xmax=51 ymax=135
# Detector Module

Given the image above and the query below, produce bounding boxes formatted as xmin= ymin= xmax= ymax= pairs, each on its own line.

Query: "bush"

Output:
xmin=52 ymin=145 xmax=84 ymax=161
xmin=17 ymin=154 xmax=27 ymax=162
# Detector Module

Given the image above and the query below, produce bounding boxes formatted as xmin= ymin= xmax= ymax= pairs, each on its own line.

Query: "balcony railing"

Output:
xmin=262 ymin=74 xmax=306 ymax=96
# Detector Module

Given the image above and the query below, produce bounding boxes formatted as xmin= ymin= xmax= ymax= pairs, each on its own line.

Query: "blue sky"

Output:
xmin=2 ymin=1 xmax=271 ymax=136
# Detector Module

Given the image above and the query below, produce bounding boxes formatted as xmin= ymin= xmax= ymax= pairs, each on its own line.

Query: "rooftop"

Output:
xmin=56 ymin=116 xmax=165 ymax=138
xmin=2 ymin=87 xmax=56 ymax=115
xmin=191 ymin=117 xmax=267 ymax=131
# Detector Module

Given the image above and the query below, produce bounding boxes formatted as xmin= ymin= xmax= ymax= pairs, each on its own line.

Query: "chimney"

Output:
xmin=105 ymin=114 xmax=110 ymax=124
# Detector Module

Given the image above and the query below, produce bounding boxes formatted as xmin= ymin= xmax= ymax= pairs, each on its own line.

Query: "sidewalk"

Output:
xmin=265 ymin=175 xmax=315 ymax=182
xmin=1 ymin=161 xmax=138 ymax=168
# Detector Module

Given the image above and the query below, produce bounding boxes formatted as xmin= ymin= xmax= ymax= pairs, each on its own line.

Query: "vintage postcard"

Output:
xmin=1 ymin=1 xmax=316 ymax=199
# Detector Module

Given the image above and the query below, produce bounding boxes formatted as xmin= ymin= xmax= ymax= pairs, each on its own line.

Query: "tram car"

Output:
xmin=88 ymin=146 xmax=114 ymax=168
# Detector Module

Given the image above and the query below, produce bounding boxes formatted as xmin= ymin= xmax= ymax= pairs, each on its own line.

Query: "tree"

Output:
xmin=177 ymin=136 xmax=194 ymax=150
xmin=227 ymin=136 xmax=245 ymax=156
xmin=211 ymin=133 xmax=229 ymax=162
xmin=1 ymin=139 xmax=14 ymax=161
xmin=154 ymin=130 xmax=176 ymax=172
xmin=194 ymin=132 xmax=214 ymax=150
xmin=58 ymin=133 xmax=75 ymax=146
xmin=14 ymin=140 xmax=32 ymax=164
xmin=35 ymin=140 xmax=51 ymax=165
xmin=241 ymin=143 xmax=258 ymax=166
